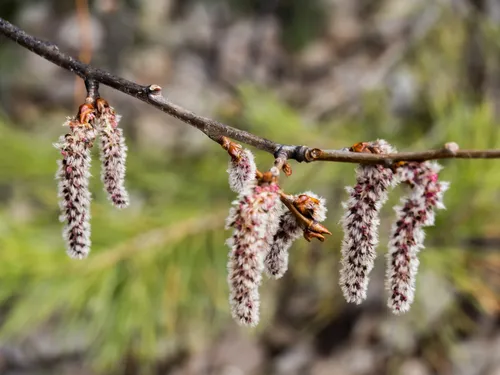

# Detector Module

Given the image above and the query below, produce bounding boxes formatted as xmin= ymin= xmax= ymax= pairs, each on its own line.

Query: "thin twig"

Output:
xmin=279 ymin=192 xmax=331 ymax=242
xmin=84 ymin=79 xmax=99 ymax=103
xmin=304 ymin=146 xmax=500 ymax=163
xmin=2 ymin=16 xmax=500 ymax=164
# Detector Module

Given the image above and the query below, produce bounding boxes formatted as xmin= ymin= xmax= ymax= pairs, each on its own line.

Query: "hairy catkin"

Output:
xmin=97 ymin=111 xmax=129 ymax=208
xmin=386 ymin=161 xmax=448 ymax=313
xmin=227 ymin=149 xmax=257 ymax=193
xmin=339 ymin=140 xmax=399 ymax=304
xmin=55 ymin=120 xmax=96 ymax=259
xmin=264 ymin=211 xmax=302 ymax=279
xmin=226 ymin=183 xmax=282 ymax=326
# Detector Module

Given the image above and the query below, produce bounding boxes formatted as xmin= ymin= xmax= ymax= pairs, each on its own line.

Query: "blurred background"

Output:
xmin=1 ymin=0 xmax=500 ymax=374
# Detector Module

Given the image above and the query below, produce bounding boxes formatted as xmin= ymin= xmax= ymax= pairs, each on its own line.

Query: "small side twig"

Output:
xmin=84 ymin=79 xmax=99 ymax=104
xmin=274 ymin=146 xmax=292 ymax=176
xmin=279 ymin=192 xmax=331 ymax=242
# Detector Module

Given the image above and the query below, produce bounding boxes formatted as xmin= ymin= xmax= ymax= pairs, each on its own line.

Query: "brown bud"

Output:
xmin=220 ymin=136 xmax=244 ymax=161
xmin=306 ymin=148 xmax=323 ymax=161
xmin=293 ymin=194 xmax=320 ymax=219
xmin=349 ymin=142 xmax=383 ymax=154
xmin=95 ymin=97 xmax=110 ymax=115
xmin=304 ymin=230 xmax=325 ymax=242
xmin=303 ymin=221 xmax=331 ymax=241
xmin=350 ymin=142 xmax=369 ymax=153
xmin=77 ymin=103 xmax=96 ymax=125
xmin=258 ymin=171 xmax=277 ymax=184
xmin=391 ymin=161 xmax=408 ymax=172
xmin=308 ymin=221 xmax=332 ymax=236
xmin=282 ymin=162 xmax=293 ymax=177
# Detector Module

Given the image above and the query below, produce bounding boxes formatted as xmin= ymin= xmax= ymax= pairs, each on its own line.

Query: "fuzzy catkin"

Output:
xmin=264 ymin=211 xmax=302 ymax=279
xmin=97 ymin=110 xmax=129 ymax=208
xmin=55 ymin=120 xmax=96 ymax=259
xmin=227 ymin=149 xmax=257 ymax=193
xmin=264 ymin=192 xmax=327 ymax=279
xmin=339 ymin=140 xmax=399 ymax=304
xmin=386 ymin=161 xmax=448 ymax=314
xmin=226 ymin=183 xmax=282 ymax=326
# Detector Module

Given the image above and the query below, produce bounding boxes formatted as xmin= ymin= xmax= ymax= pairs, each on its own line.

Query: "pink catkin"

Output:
xmin=226 ymin=183 xmax=283 ymax=326
xmin=55 ymin=119 xmax=97 ymax=259
xmin=97 ymin=109 xmax=129 ymax=208
xmin=264 ymin=211 xmax=302 ymax=279
xmin=386 ymin=161 xmax=448 ymax=314
xmin=227 ymin=149 xmax=257 ymax=193
xmin=264 ymin=192 xmax=327 ymax=279
xmin=339 ymin=140 xmax=399 ymax=304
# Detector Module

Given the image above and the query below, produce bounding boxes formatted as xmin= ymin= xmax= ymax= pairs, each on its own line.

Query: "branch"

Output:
xmin=2 ymin=17 xmax=500 ymax=164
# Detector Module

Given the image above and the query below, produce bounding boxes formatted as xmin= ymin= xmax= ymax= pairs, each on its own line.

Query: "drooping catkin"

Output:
xmin=386 ymin=161 xmax=448 ymax=314
xmin=264 ymin=211 xmax=302 ymax=279
xmin=226 ymin=182 xmax=282 ymax=326
xmin=55 ymin=117 xmax=97 ymax=259
xmin=264 ymin=192 xmax=327 ymax=279
xmin=96 ymin=98 xmax=129 ymax=208
xmin=339 ymin=140 xmax=399 ymax=304
xmin=227 ymin=148 xmax=257 ymax=193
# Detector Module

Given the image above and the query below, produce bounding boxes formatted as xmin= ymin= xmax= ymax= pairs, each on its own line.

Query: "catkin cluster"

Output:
xmin=222 ymin=138 xmax=449 ymax=326
xmin=53 ymin=104 xmax=450 ymax=324
xmin=223 ymin=139 xmax=328 ymax=326
xmin=55 ymin=98 xmax=129 ymax=259
xmin=339 ymin=140 xmax=449 ymax=313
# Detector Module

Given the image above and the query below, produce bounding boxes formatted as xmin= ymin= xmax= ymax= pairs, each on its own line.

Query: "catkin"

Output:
xmin=226 ymin=183 xmax=282 ymax=326
xmin=55 ymin=119 xmax=96 ymax=259
xmin=339 ymin=140 xmax=399 ymax=304
xmin=96 ymin=102 xmax=129 ymax=208
xmin=386 ymin=161 xmax=448 ymax=313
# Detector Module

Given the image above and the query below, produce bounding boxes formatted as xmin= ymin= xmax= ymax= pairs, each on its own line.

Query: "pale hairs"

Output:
xmin=55 ymin=99 xmax=129 ymax=259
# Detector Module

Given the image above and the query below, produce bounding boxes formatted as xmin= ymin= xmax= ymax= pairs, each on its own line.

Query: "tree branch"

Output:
xmin=2 ymin=16 xmax=500 ymax=164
